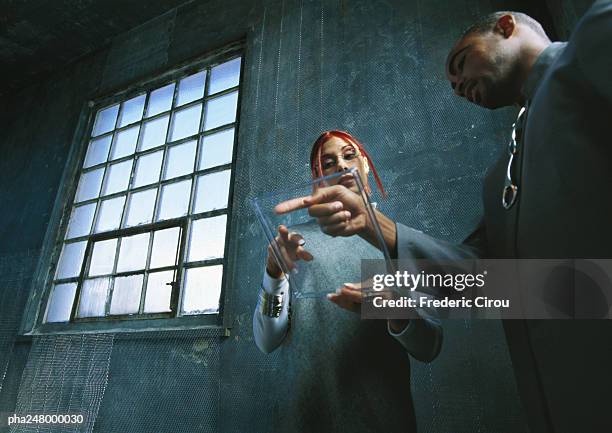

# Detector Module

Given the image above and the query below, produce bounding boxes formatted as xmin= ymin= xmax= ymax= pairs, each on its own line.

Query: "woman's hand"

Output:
xmin=266 ymin=225 xmax=314 ymax=278
xmin=274 ymin=185 xmax=370 ymax=238
xmin=327 ymin=282 xmax=365 ymax=314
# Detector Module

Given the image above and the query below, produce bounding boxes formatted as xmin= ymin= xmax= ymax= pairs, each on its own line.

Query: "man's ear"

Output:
xmin=495 ymin=14 xmax=515 ymax=38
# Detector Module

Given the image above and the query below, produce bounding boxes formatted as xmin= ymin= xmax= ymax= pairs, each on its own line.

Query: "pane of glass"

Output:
xmin=176 ymin=71 xmax=206 ymax=106
xmin=116 ymin=233 xmax=149 ymax=273
xmin=109 ymin=274 xmax=143 ymax=315
xmin=78 ymin=277 xmax=110 ymax=317
xmin=75 ymin=167 xmax=104 ymax=203
xmin=45 ymin=283 xmax=77 ymax=323
xmin=118 ymin=94 xmax=145 ymax=127
xmin=140 ymin=115 xmax=169 ymax=151
xmin=133 ymin=150 xmax=163 ymax=188
xmin=89 ymin=238 xmax=118 ymax=277
xmin=203 ymin=91 xmax=238 ymax=131
xmin=150 ymin=227 xmax=180 ymax=269
xmin=163 ymin=140 xmax=196 ymax=180
xmin=146 ymin=83 xmax=175 ymax=117
xmin=84 ymin=135 xmax=112 ymax=168
xmin=65 ymin=203 xmax=96 ymax=239
xmin=182 ymin=265 xmax=223 ymax=314
xmin=188 ymin=215 xmax=227 ymax=261
xmin=110 ymin=125 xmax=140 ymax=160
xmin=157 ymin=180 xmax=191 ymax=221
xmin=102 ymin=159 xmax=133 ymax=196
xmin=209 ymin=57 xmax=241 ymax=94
xmin=144 ymin=270 xmax=174 ymax=313
xmin=169 ymin=103 xmax=202 ymax=142
xmin=55 ymin=241 xmax=86 ymax=279
xmin=193 ymin=170 xmax=231 ymax=213
xmin=92 ymin=104 xmax=119 ymax=137
xmin=124 ymin=188 xmax=157 ymax=227
xmin=199 ymin=128 xmax=234 ymax=169
xmin=94 ymin=195 xmax=126 ymax=233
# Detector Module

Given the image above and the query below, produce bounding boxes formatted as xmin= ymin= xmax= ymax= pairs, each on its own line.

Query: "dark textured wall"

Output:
xmin=0 ymin=0 xmax=594 ymax=432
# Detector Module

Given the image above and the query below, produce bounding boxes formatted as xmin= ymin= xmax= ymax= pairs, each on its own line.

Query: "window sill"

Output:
xmin=26 ymin=315 xmax=231 ymax=337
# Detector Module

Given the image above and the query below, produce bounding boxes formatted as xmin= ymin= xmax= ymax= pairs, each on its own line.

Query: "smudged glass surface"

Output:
xmin=45 ymin=283 xmax=77 ymax=323
xmin=187 ymin=215 xmax=227 ymax=261
xmin=182 ymin=265 xmax=223 ymax=314
xmin=199 ymin=128 xmax=234 ymax=170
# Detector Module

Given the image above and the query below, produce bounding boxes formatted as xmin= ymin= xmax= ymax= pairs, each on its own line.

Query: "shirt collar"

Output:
xmin=521 ymin=42 xmax=567 ymax=101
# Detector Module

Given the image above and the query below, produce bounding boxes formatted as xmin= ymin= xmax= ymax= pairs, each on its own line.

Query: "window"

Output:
xmin=42 ymin=53 xmax=242 ymax=326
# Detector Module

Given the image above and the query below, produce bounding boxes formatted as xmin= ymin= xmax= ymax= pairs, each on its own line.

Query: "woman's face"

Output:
xmin=319 ymin=136 xmax=369 ymax=194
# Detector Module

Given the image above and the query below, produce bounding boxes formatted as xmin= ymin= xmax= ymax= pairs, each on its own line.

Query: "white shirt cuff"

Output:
xmin=262 ymin=268 xmax=289 ymax=295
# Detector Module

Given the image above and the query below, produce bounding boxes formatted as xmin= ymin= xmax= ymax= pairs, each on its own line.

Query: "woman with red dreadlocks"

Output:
xmin=252 ymin=130 xmax=441 ymax=433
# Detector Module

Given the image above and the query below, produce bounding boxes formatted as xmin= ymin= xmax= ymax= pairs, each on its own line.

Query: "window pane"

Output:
xmin=118 ymin=94 xmax=145 ymax=127
xmin=89 ymin=238 xmax=118 ymax=277
xmin=169 ymin=103 xmax=202 ymax=142
xmin=116 ymin=233 xmax=149 ymax=273
xmin=150 ymin=227 xmax=180 ymax=269
xmin=182 ymin=265 xmax=223 ymax=314
xmin=55 ymin=241 xmax=86 ymax=279
xmin=124 ymin=188 xmax=157 ymax=227
xmin=78 ymin=277 xmax=110 ymax=317
xmin=193 ymin=170 xmax=231 ymax=213
xmin=203 ymin=91 xmax=238 ymax=131
xmin=75 ymin=167 xmax=105 ymax=203
xmin=45 ymin=283 xmax=77 ymax=323
xmin=140 ymin=115 xmax=169 ymax=151
xmin=94 ymin=195 xmax=126 ymax=233
xmin=188 ymin=215 xmax=227 ymax=261
xmin=157 ymin=180 xmax=191 ymax=221
xmin=199 ymin=128 xmax=234 ymax=169
xmin=109 ymin=274 xmax=143 ymax=315
xmin=92 ymin=104 xmax=119 ymax=136
xmin=163 ymin=140 xmax=196 ymax=180
xmin=209 ymin=57 xmax=241 ymax=94
xmin=84 ymin=135 xmax=112 ymax=168
xmin=176 ymin=71 xmax=206 ymax=106
xmin=110 ymin=125 xmax=140 ymax=160
xmin=102 ymin=159 xmax=133 ymax=196
xmin=133 ymin=150 xmax=163 ymax=188
xmin=146 ymin=83 xmax=175 ymax=118
xmin=144 ymin=270 xmax=174 ymax=313
xmin=65 ymin=203 xmax=96 ymax=239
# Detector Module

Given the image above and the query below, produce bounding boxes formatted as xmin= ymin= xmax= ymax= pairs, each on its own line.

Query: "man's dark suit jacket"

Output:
xmin=396 ymin=2 xmax=612 ymax=432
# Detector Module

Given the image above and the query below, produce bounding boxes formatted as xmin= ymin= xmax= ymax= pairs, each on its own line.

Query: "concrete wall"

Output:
xmin=0 ymin=0 xmax=594 ymax=432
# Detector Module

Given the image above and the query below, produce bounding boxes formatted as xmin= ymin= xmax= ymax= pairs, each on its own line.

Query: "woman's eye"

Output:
xmin=344 ymin=153 xmax=357 ymax=160
xmin=322 ymin=160 xmax=335 ymax=169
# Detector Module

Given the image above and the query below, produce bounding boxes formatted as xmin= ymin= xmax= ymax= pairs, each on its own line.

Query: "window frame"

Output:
xmin=21 ymin=41 xmax=245 ymax=336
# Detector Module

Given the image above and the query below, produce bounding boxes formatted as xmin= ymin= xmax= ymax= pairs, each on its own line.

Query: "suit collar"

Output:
xmin=522 ymin=42 xmax=567 ymax=101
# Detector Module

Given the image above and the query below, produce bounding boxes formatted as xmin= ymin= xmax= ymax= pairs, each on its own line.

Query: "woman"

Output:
xmin=253 ymin=130 xmax=442 ymax=433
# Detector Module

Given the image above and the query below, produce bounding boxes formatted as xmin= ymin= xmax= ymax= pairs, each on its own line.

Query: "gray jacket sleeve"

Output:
xmin=389 ymin=222 xmax=485 ymax=362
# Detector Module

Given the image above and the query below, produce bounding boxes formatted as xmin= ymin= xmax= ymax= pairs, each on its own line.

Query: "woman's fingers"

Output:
xmin=338 ymin=286 xmax=363 ymax=303
xmin=320 ymin=220 xmax=354 ymax=237
xmin=296 ymin=247 xmax=314 ymax=262
xmin=327 ymin=283 xmax=363 ymax=313
xmin=308 ymin=201 xmax=344 ymax=218
xmin=317 ymin=210 xmax=351 ymax=227
xmin=278 ymin=225 xmax=290 ymax=243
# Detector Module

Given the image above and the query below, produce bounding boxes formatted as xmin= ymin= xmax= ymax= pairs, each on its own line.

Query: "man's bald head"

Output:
xmin=446 ymin=12 xmax=551 ymax=109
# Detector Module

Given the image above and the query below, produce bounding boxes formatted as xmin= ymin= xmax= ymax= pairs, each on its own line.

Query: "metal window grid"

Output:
xmin=38 ymin=44 xmax=244 ymax=330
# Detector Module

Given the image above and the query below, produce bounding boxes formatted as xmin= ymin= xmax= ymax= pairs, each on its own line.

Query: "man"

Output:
xmin=276 ymin=2 xmax=612 ymax=432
